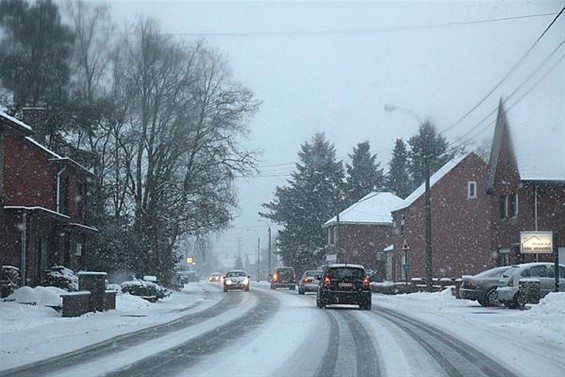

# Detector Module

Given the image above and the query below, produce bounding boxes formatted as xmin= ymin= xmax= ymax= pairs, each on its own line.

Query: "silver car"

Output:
xmin=459 ymin=266 xmax=511 ymax=307
xmin=496 ymin=262 xmax=565 ymax=309
xmin=298 ymin=269 xmax=322 ymax=295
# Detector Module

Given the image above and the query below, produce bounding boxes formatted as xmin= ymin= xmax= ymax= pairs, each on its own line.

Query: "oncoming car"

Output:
xmin=223 ymin=270 xmax=250 ymax=292
xmin=317 ymin=264 xmax=371 ymax=310
xmin=208 ymin=272 xmax=221 ymax=283
xmin=298 ymin=269 xmax=322 ymax=295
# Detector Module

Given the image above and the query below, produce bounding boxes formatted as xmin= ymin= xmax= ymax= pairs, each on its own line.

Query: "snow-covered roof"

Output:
xmin=0 ymin=111 xmax=33 ymax=134
xmin=393 ymin=153 xmax=469 ymax=212
xmin=505 ymin=94 xmax=565 ymax=181
xmin=324 ymin=192 xmax=404 ymax=226
xmin=25 ymin=137 xmax=95 ymax=177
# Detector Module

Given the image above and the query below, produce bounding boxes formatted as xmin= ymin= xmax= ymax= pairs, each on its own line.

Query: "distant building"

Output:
xmin=487 ymin=101 xmax=565 ymax=266
xmin=1 ymin=112 xmax=97 ymax=289
xmin=390 ymin=152 xmax=491 ymax=282
xmin=323 ymin=192 xmax=403 ymax=279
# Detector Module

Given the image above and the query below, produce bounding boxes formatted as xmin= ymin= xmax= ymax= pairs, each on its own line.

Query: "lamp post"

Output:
xmin=246 ymin=229 xmax=261 ymax=281
xmin=258 ymin=219 xmax=272 ymax=273
xmin=385 ymin=104 xmax=433 ymax=292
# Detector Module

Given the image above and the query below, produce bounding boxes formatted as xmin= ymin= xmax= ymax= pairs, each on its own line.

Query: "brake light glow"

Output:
xmin=468 ymin=279 xmax=476 ymax=288
xmin=272 ymin=272 xmax=278 ymax=282
xmin=362 ymin=277 xmax=370 ymax=289
xmin=323 ymin=276 xmax=331 ymax=287
xmin=303 ymin=277 xmax=311 ymax=283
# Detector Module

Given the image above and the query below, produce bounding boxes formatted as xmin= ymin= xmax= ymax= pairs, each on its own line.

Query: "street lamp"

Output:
xmin=246 ymin=229 xmax=261 ymax=282
xmin=385 ymin=104 xmax=433 ymax=292
xmin=257 ymin=219 xmax=272 ymax=273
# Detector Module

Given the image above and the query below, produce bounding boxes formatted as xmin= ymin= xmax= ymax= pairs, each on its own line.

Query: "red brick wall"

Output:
xmin=489 ymin=132 xmax=565 ymax=263
xmin=338 ymin=223 xmax=394 ymax=270
xmin=4 ymin=136 xmax=55 ymax=208
xmin=392 ymin=153 xmax=492 ymax=280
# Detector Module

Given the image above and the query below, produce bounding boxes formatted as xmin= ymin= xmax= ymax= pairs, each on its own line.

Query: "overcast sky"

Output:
xmin=104 ymin=1 xmax=565 ymax=267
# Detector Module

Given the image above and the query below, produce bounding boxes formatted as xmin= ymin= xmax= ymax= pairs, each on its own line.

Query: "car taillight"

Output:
xmin=468 ymin=279 xmax=476 ymax=288
xmin=272 ymin=273 xmax=278 ymax=282
xmin=323 ymin=276 xmax=331 ymax=287
xmin=303 ymin=277 xmax=311 ymax=283
xmin=362 ymin=277 xmax=370 ymax=289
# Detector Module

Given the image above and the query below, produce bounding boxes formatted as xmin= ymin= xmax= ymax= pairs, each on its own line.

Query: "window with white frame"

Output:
xmin=468 ymin=181 xmax=477 ymax=199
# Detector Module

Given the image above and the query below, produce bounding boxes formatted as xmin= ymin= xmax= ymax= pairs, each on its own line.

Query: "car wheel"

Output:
xmin=483 ymin=288 xmax=499 ymax=307
xmin=223 ymin=287 xmax=228 ymax=292
xmin=360 ymin=301 xmax=372 ymax=310
xmin=271 ymin=285 xmax=276 ymax=290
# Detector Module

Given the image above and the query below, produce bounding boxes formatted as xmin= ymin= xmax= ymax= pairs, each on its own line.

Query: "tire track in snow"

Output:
xmin=371 ymin=308 xmax=518 ymax=377
xmin=103 ymin=288 xmax=279 ymax=377
xmin=0 ymin=290 xmax=240 ymax=377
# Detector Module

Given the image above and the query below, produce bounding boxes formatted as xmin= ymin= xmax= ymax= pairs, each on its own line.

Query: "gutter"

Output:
xmin=56 ymin=166 xmax=67 ymax=213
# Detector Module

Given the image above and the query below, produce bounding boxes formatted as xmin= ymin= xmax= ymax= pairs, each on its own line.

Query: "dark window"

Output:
xmin=509 ymin=193 xmax=518 ymax=217
xmin=499 ymin=195 xmax=507 ymax=219
xmin=528 ymin=265 xmax=548 ymax=278
xmin=468 ymin=181 xmax=477 ymax=199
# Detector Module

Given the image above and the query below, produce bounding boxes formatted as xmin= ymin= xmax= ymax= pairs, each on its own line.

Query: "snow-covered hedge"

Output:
xmin=120 ymin=279 xmax=169 ymax=300
xmin=1 ymin=265 xmax=21 ymax=297
xmin=41 ymin=266 xmax=79 ymax=292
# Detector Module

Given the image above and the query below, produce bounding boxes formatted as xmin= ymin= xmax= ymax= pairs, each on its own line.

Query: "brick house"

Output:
xmin=390 ymin=152 xmax=491 ymax=282
xmin=323 ymin=192 xmax=403 ymax=279
xmin=487 ymin=101 xmax=565 ymax=266
xmin=1 ymin=111 xmax=97 ymax=288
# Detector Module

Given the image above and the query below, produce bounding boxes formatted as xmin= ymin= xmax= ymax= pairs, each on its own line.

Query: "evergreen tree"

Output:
xmin=0 ymin=0 xmax=74 ymax=111
xmin=385 ymin=138 xmax=411 ymax=199
xmin=408 ymin=122 xmax=453 ymax=190
xmin=261 ymin=132 xmax=346 ymax=270
xmin=345 ymin=141 xmax=384 ymax=205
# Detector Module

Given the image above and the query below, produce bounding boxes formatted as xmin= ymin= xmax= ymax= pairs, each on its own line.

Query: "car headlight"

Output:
xmin=225 ymin=279 xmax=233 ymax=285
xmin=243 ymin=278 xmax=249 ymax=285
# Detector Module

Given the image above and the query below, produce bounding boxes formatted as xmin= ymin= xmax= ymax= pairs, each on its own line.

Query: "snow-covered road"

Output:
xmin=1 ymin=282 xmax=563 ymax=377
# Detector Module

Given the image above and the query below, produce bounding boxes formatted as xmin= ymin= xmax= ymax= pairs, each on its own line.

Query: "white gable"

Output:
xmin=324 ymin=192 xmax=404 ymax=226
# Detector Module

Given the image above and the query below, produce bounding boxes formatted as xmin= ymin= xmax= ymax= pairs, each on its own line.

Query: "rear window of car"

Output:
xmin=304 ymin=270 xmax=322 ymax=277
xmin=476 ymin=267 xmax=510 ymax=278
xmin=326 ymin=267 xmax=365 ymax=279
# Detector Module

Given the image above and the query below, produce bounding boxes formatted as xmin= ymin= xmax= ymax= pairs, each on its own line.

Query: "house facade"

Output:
xmin=487 ymin=101 xmax=565 ymax=266
xmin=323 ymin=192 xmax=403 ymax=279
xmin=390 ymin=152 xmax=491 ymax=282
xmin=1 ymin=112 xmax=96 ymax=289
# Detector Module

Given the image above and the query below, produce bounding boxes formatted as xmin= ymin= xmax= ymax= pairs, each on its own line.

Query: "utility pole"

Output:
xmin=258 ymin=219 xmax=272 ymax=273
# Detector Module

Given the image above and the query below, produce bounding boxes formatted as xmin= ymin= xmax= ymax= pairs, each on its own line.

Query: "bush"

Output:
xmin=41 ymin=266 xmax=79 ymax=291
xmin=121 ymin=279 xmax=169 ymax=300
xmin=1 ymin=265 xmax=21 ymax=298
xmin=371 ymin=282 xmax=418 ymax=295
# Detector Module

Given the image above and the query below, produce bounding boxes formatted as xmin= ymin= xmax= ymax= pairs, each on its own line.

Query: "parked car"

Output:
xmin=298 ymin=269 xmax=322 ymax=295
xmin=208 ymin=272 xmax=221 ymax=283
xmin=459 ymin=266 xmax=511 ymax=307
xmin=270 ymin=266 xmax=296 ymax=290
xmin=223 ymin=270 xmax=250 ymax=292
xmin=496 ymin=262 xmax=565 ymax=309
xmin=316 ymin=264 xmax=371 ymax=310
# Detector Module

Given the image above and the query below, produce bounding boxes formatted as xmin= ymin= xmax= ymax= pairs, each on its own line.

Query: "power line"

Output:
xmin=448 ymin=50 xmax=565 ymax=150
xmin=440 ymin=6 xmax=565 ymax=137
xmin=170 ymin=12 xmax=559 ymax=37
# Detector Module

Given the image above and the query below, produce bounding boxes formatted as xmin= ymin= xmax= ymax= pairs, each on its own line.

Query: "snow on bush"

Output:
xmin=7 ymin=286 xmax=67 ymax=307
xmin=41 ymin=266 xmax=79 ymax=291
xmin=120 ymin=279 xmax=169 ymax=299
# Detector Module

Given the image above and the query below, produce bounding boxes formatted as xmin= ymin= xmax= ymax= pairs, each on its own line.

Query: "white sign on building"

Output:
xmin=520 ymin=231 xmax=554 ymax=254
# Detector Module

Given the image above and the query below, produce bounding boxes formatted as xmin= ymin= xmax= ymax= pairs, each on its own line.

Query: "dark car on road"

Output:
xmin=270 ymin=266 xmax=296 ymax=290
xmin=459 ymin=266 xmax=510 ymax=307
xmin=316 ymin=264 xmax=371 ymax=310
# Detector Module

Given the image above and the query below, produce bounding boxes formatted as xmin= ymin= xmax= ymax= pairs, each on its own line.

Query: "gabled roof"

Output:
xmin=324 ymin=192 xmax=403 ymax=226
xmin=393 ymin=153 xmax=471 ymax=212
xmin=489 ymin=97 xmax=565 ymax=184
xmin=24 ymin=136 xmax=95 ymax=177
xmin=0 ymin=111 xmax=34 ymax=135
